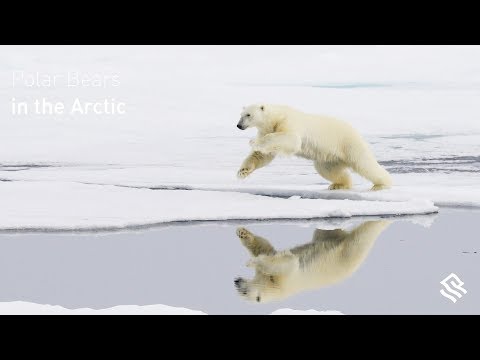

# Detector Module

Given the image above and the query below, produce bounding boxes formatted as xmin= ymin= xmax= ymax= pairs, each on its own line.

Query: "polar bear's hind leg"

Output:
xmin=349 ymin=153 xmax=392 ymax=191
xmin=314 ymin=161 xmax=352 ymax=190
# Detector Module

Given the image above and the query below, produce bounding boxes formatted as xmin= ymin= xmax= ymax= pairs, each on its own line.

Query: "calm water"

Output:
xmin=0 ymin=209 xmax=479 ymax=314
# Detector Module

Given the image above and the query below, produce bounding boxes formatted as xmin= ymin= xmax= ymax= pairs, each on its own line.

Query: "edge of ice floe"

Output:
xmin=0 ymin=181 xmax=438 ymax=232
xmin=0 ymin=205 xmax=438 ymax=233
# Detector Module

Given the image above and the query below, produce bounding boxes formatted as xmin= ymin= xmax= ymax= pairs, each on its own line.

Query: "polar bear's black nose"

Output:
xmin=234 ymin=278 xmax=248 ymax=295
xmin=237 ymin=124 xmax=243 ymax=130
xmin=234 ymin=277 xmax=245 ymax=289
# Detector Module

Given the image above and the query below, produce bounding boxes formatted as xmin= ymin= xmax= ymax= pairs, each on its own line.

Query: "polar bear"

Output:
xmin=234 ymin=220 xmax=391 ymax=303
xmin=236 ymin=104 xmax=392 ymax=190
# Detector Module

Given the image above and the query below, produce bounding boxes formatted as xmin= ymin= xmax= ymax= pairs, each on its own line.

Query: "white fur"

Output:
xmin=237 ymin=104 xmax=392 ymax=190
xmin=235 ymin=220 xmax=391 ymax=303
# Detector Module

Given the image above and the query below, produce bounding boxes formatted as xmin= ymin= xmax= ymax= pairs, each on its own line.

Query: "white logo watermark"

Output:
xmin=440 ymin=273 xmax=467 ymax=303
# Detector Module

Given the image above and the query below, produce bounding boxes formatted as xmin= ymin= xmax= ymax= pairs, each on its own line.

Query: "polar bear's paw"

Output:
xmin=237 ymin=167 xmax=253 ymax=179
xmin=236 ymin=227 xmax=254 ymax=241
xmin=328 ymin=183 xmax=351 ymax=190
xmin=370 ymin=184 xmax=390 ymax=191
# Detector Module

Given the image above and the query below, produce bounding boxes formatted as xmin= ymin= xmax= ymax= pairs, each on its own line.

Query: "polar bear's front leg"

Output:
xmin=251 ymin=133 xmax=301 ymax=156
xmin=247 ymin=251 xmax=299 ymax=275
xmin=237 ymin=151 xmax=275 ymax=179
xmin=236 ymin=227 xmax=276 ymax=256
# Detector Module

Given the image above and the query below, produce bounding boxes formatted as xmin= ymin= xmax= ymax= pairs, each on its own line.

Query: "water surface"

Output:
xmin=0 ymin=209 xmax=478 ymax=314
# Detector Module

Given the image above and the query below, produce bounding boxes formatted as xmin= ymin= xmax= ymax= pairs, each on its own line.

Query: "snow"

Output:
xmin=1 ymin=45 xmax=479 ymax=229
xmin=0 ymin=165 xmax=474 ymax=209
xmin=0 ymin=301 xmax=206 ymax=315
xmin=0 ymin=181 xmax=437 ymax=230
xmin=0 ymin=301 xmax=341 ymax=315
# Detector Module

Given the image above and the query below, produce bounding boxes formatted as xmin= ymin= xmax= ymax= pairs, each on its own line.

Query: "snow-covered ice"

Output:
xmin=0 ymin=301 xmax=206 ymax=315
xmin=1 ymin=45 xmax=479 ymax=229
xmin=0 ymin=301 xmax=342 ymax=315
xmin=0 ymin=181 xmax=437 ymax=230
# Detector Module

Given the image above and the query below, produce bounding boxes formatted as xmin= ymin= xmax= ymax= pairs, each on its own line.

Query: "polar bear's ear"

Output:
xmin=260 ymin=105 xmax=264 ymax=111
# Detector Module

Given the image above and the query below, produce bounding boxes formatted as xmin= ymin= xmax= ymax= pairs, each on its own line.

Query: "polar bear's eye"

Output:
xmin=246 ymin=114 xmax=250 ymax=117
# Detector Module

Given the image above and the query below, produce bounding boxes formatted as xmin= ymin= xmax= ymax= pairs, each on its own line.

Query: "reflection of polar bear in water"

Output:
xmin=234 ymin=220 xmax=391 ymax=303
xmin=236 ymin=104 xmax=392 ymax=190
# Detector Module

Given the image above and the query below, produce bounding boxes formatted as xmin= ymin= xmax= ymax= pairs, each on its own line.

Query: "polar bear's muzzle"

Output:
xmin=234 ymin=277 xmax=249 ymax=295
xmin=237 ymin=120 xmax=247 ymax=130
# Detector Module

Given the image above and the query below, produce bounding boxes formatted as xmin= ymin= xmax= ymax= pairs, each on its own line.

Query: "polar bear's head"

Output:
xmin=236 ymin=104 xmax=266 ymax=130
xmin=234 ymin=274 xmax=286 ymax=303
